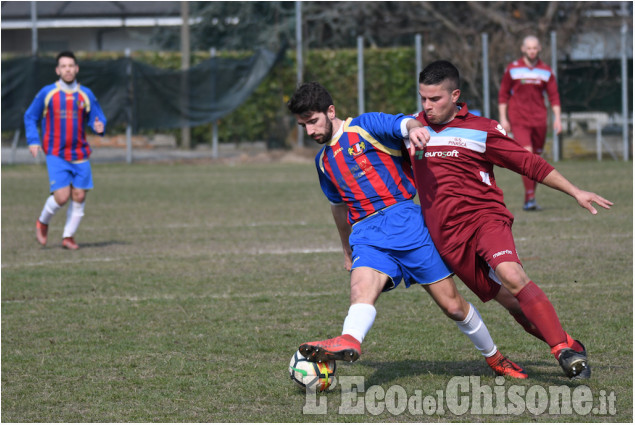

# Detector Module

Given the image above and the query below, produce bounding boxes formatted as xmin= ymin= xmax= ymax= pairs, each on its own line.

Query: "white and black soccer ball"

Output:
xmin=289 ymin=350 xmax=336 ymax=392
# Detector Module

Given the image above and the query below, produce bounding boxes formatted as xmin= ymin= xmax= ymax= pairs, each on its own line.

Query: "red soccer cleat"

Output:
xmin=62 ymin=237 xmax=79 ymax=250
xmin=36 ymin=220 xmax=48 ymax=246
xmin=486 ymin=350 xmax=528 ymax=379
xmin=299 ymin=334 xmax=361 ymax=363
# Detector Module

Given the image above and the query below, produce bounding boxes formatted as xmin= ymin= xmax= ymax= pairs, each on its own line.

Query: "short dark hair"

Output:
xmin=56 ymin=51 xmax=77 ymax=66
xmin=287 ymin=81 xmax=333 ymax=117
xmin=419 ymin=60 xmax=460 ymax=91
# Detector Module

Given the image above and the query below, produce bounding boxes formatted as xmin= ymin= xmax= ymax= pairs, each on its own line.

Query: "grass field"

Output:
xmin=1 ymin=158 xmax=632 ymax=422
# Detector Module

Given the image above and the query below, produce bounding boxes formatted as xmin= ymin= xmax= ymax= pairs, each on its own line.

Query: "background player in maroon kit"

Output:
xmin=498 ymin=35 xmax=562 ymax=211
xmin=409 ymin=60 xmax=612 ymax=379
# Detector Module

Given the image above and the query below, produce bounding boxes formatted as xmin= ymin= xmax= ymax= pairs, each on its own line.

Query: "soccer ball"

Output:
xmin=289 ymin=350 xmax=336 ymax=392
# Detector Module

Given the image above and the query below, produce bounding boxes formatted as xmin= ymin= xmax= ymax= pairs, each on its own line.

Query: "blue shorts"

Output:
xmin=45 ymin=155 xmax=93 ymax=193
xmin=350 ymin=200 xmax=453 ymax=291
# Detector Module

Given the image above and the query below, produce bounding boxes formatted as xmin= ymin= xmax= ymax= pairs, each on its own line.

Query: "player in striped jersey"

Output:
xmin=24 ymin=51 xmax=107 ymax=250
xmin=410 ymin=60 xmax=612 ymax=378
xmin=287 ymin=82 xmax=527 ymax=379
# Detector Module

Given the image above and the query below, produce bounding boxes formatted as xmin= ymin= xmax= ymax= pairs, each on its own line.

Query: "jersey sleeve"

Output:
xmin=23 ymin=88 xmax=47 ymax=146
xmin=85 ymin=88 xmax=107 ymax=134
xmin=497 ymin=66 xmax=512 ymax=104
xmin=484 ymin=120 xmax=555 ymax=182
xmin=352 ymin=112 xmax=410 ymax=148
xmin=545 ymin=72 xmax=561 ymax=107
xmin=315 ymin=148 xmax=343 ymax=204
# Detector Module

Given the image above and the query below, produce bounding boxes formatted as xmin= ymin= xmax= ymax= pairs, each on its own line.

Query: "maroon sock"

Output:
xmin=515 ymin=281 xmax=567 ymax=349
xmin=510 ymin=310 xmax=547 ymax=343
xmin=522 ymin=176 xmax=535 ymax=202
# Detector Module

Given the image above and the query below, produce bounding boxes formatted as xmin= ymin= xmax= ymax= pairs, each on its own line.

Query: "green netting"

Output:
xmin=1 ymin=48 xmax=282 ymax=132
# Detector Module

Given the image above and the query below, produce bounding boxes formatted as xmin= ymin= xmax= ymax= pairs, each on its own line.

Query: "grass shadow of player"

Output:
xmin=360 ymin=358 xmax=583 ymax=386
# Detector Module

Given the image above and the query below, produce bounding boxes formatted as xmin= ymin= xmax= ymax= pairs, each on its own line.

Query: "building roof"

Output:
xmin=1 ymin=1 xmax=190 ymax=29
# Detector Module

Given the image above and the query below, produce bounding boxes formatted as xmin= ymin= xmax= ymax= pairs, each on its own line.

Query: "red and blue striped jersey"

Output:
xmin=316 ymin=113 xmax=416 ymax=224
xmin=24 ymin=81 xmax=106 ymax=162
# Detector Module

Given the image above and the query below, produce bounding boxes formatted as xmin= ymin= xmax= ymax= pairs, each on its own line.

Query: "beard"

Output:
xmin=315 ymin=118 xmax=333 ymax=144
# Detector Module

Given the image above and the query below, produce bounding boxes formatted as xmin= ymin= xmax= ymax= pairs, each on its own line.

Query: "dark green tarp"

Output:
xmin=2 ymin=48 xmax=282 ymax=132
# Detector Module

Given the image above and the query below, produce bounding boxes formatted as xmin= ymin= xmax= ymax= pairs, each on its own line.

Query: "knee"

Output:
xmin=440 ymin=299 xmax=466 ymax=321
xmin=496 ymin=265 xmax=530 ymax=294
xmin=72 ymin=190 xmax=86 ymax=203
xmin=54 ymin=193 xmax=70 ymax=206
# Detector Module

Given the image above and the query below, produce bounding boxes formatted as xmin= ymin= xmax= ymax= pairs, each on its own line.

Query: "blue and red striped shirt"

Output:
xmin=316 ymin=113 xmax=416 ymax=224
xmin=24 ymin=81 xmax=106 ymax=162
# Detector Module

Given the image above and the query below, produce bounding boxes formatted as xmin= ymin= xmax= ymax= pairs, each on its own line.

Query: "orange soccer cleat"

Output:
xmin=299 ymin=334 xmax=361 ymax=363
xmin=486 ymin=350 xmax=528 ymax=379
xmin=36 ymin=220 xmax=48 ymax=246
xmin=62 ymin=237 xmax=79 ymax=250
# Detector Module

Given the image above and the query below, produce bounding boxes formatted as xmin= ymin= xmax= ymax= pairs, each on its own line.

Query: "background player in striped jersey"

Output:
xmin=498 ymin=35 xmax=562 ymax=211
xmin=410 ymin=60 xmax=612 ymax=378
xmin=24 ymin=51 xmax=107 ymax=250
xmin=287 ymin=82 xmax=527 ymax=378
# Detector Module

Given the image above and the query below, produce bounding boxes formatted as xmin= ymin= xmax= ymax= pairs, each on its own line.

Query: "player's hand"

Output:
xmin=408 ymin=127 xmax=430 ymax=156
xmin=94 ymin=117 xmax=104 ymax=134
xmin=574 ymin=189 xmax=613 ymax=215
xmin=500 ymin=118 xmax=511 ymax=133
xmin=553 ymin=117 xmax=562 ymax=135
xmin=28 ymin=145 xmax=40 ymax=158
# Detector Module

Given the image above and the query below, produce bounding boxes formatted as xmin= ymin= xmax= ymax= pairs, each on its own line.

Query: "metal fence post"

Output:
xmin=125 ymin=48 xmax=133 ymax=164
xmin=357 ymin=36 xmax=364 ymax=115
xmin=210 ymin=47 xmax=219 ymax=159
xmin=551 ymin=31 xmax=560 ymax=162
xmin=415 ymin=34 xmax=422 ymax=113
xmin=481 ymin=33 xmax=490 ymax=118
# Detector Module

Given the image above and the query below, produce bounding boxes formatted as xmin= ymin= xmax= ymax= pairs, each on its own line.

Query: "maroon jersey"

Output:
xmin=498 ymin=58 xmax=560 ymax=126
xmin=411 ymin=104 xmax=554 ymax=257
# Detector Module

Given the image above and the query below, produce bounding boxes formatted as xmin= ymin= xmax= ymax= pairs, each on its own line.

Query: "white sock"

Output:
xmin=62 ymin=200 xmax=85 ymax=238
xmin=38 ymin=195 xmax=62 ymax=225
xmin=342 ymin=303 xmax=376 ymax=344
xmin=455 ymin=303 xmax=498 ymax=357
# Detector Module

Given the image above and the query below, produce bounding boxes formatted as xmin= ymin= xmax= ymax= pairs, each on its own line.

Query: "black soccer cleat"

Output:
xmin=558 ymin=346 xmax=589 ymax=379
xmin=572 ymin=340 xmax=591 ymax=379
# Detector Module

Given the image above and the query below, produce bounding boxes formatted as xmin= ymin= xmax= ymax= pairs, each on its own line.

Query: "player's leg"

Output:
xmin=423 ymin=277 xmax=527 ymax=379
xmin=528 ymin=125 xmax=548 ymax=206
xmin=478 ymin=221 xmax=589 ymax=378
xmin=512 ymin=124 xmax=540 ymax=210
xmin=36 ymin=156 xmax=72 ymax=246
xmin=62 ymin=161 xmax=93 ymax=250
xmin=299 ymin=266 xmax=388 ymax=363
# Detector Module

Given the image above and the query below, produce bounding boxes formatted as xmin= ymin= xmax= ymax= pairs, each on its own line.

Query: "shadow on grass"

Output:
xmin=359 ymin=358 xmax=588 ymax=386
xmin=59 ymin=240 xmax=130 ymax=249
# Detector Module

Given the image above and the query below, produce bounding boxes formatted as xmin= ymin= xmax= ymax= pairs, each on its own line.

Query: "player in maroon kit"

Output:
xmin=498 ymin=35 xmax=562 ymax=211
xmin=408 ymin=60 xmax=613 ymax=379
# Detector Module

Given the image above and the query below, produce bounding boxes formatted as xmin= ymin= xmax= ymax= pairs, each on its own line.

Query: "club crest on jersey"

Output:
xmin=77 ymin=99 xmax=86 ymax=109
xmin=348 ymin=141 xmax=366 ymax=157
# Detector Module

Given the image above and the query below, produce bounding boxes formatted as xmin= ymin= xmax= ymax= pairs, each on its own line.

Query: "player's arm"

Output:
xmin=498 ymin=103 xmax=511 ymax=133
xmin=403 ymin=117 xmax=430 ymax=155
xmin=540 ymin=169 xmax=613 ymax=215
xmin=330 ymin=202 xmax=353 ymax=271
xmin=546 ymin=71 xmax=562 ymax=134
xmin=497 ymin=68 xmax=512 ymax=132
xmin=88 ymin=94 xmax=107 ymax=135
xmin=551 ymin=104 xmax=562 ymax=134
xmin=24 ymin=90 xmax=46 ymax=158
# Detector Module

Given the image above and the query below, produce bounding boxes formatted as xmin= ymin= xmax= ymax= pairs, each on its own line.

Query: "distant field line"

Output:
xmin=1 ymin=246 xmax=341 ymax=269
xmin=1 ymin=290 xmax=344 ymax=304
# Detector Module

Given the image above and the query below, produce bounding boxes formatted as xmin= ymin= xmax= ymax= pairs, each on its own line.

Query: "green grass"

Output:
xmin=2 ymin=159 xmax=632 ymax=422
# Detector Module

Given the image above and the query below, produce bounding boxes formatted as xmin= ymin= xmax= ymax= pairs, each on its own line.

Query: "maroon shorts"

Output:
xmin=511 ymin=124 xmax=547 ymax=155
xmin=443 ymin=220 xmax=522 ymax=302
